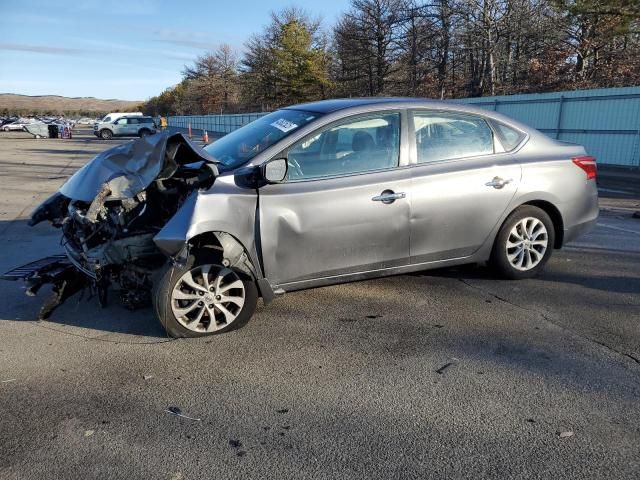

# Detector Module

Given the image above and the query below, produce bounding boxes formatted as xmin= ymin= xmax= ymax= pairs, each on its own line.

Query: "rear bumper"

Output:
xmin=564 ymin=216 xmax=598 ymax=245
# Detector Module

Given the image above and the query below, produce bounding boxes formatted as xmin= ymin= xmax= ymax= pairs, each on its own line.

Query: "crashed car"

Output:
xmin=3 ymin=98 xmax=599 ymax=337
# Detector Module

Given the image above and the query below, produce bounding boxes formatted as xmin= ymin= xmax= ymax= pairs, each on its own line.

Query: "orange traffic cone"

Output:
xmin=202 ymin=129 xmax=209 ymax=144
xmin=188 ymin=123 xmax=192 ymax=138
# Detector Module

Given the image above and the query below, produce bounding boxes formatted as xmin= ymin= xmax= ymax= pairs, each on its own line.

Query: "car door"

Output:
xmin=112 ymin=118 xmax=128 ymax=136
xmin=126 ymin=118 xmax=140 ymax=135
xmin=408 ymin=110 xmax=522 ymax=264
xmin=259 ymin=111 xmax=411 ymax=287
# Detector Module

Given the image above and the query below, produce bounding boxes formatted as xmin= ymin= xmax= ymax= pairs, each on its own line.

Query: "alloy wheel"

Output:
xmin=171 ymin=265 xmax=245 ymax=333
xmin=505 ymin=217 xmax=548 ymax=271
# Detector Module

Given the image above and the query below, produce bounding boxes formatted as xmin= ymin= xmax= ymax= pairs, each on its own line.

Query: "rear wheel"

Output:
xmin=139 ymin=129 xmax=151 ymax=138
xmin=100 ymin=129 xmax=112 ymax=140
xmin=490 ymin=205 xmax=555 ymax=279
xmin=153 ymin=253 xmax=258 ymax=338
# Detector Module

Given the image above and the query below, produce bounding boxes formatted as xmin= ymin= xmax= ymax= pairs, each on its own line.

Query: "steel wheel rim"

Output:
xmin=171 ymin=265 xmax=245 ymax=333
xmin=505 ymin=217 xmax=548 ymax=271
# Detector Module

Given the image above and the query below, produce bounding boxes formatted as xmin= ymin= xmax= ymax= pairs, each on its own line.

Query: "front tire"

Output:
xmin=153 ymin=254 xmax=258 ymax=338
xmin=490 ymin=205 xmax=555 ymax=279
xmin=100 ymin=129 xmax=112 ymax=140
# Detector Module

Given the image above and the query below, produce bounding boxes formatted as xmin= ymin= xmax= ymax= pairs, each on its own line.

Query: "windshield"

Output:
xmin=203 ymin=109 xmax=320 ymax=169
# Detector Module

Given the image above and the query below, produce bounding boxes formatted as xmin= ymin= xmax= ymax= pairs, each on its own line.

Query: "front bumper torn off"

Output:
xmin=2 ymin=255 xmax=90 ymax=319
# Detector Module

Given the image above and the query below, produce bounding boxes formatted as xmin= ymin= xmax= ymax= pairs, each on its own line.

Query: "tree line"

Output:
xmin=142 ymin=0 xmax=640 ymax=115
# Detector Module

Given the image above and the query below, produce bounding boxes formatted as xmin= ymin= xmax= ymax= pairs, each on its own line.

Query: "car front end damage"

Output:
xmin=1 ymin=132 xmax=219 ymax=319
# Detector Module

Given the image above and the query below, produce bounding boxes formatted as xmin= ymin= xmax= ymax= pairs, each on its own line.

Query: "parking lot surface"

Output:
xmin=1 ymin=130 xmax=639 ymax=479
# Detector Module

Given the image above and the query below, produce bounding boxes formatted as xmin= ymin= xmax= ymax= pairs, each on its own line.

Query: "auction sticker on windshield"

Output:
xmin=271 ymin=118 xmax=298 ymax=133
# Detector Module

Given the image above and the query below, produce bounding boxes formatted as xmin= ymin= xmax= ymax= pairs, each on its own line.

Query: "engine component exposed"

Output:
xmin=4 ymin=132 xmax=219 ymax=317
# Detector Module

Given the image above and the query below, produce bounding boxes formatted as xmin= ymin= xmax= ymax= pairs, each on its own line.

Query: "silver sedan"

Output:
xmin=9 ymin=98 xmax=599 ymax=337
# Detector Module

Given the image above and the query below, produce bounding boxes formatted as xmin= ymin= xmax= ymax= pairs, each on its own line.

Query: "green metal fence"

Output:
xmin=454 ymin=86 xmax=640 ymax=167
xmin=167 ymin=86 xmax=640 ymax=167
xmin=167 ymin=113 xmax=268 ymax=134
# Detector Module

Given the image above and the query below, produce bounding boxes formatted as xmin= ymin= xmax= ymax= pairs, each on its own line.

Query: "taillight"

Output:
xmin=572 ymin=156 xmax=597 ymax=180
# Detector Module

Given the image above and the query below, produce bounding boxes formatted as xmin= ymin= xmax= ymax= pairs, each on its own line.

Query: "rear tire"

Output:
xmin=153 ymin=252 xmax=258 ymax=338
xmin=100 ymin=129 xmax=112 ymax=140
xmin=490 ymin=205 xmax=555 ymax=279
xmin=139 ymin=129 xmax=151 ymax=138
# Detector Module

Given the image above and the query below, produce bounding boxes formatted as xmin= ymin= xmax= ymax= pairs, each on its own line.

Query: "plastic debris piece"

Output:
xmin=165 ymin=406 xmax=201 ymax=421
xmin=558 ymin=431 xmax=574 ymax=438
xmin=436 ymin=362 xmax=454 ymax=375
xmin=84 ymin=430 xmax=95 ymax=437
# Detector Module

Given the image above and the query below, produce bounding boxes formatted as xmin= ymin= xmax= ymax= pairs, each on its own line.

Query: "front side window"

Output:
xmin=287 ymin=112 xmax=400 ymax=181
xmin=115 ymin=118 xmax=127 ymax=125
xmin=413 ymin=111 xmax=494 ymax=164
xmin=203 ymin=109 xmax=320 ymax=170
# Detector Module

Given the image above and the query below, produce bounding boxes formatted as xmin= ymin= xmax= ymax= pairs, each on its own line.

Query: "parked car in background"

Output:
xmin=77 ymin=117 xmax=98 ymax=126
xmin=99 ymin=112 xmax=142 ymax=123
xmin=94 ymin=115 xmax=157 ymax=139
xmin=2 ymin=118 xmax=36 ymax=131
xmin=4 ymin=98 xmax=599 ymax=338
xmin=1 ymin=117 xmax=18 ymax=127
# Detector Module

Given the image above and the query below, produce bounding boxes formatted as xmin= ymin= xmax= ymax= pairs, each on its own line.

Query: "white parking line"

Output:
xmin=598 ymin=187 xmax=637 ymax=195
xmin=597 ymin=222 xmax=640 ymax=235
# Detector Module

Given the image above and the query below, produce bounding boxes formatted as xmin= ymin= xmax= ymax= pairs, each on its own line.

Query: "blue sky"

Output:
xmin=0 ymin=0 xmax=349 ymax=101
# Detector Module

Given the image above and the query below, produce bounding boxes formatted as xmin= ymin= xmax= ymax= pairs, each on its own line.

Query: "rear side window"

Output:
xmin=140 ymin=117 xmax=154 ymax=124
xmin=493 ymin=121 xmax=525 ymax=150
xmin=127 ymin=118 xmax=139 ymax=124
xmin=412 ymin=111 xmax=494 ymax=163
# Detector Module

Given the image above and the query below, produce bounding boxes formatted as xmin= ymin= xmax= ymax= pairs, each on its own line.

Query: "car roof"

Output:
xmin=283 ymin=96 xmax=541 ymax=138
xmin=285 ymin=97 xmax=425 ymax=113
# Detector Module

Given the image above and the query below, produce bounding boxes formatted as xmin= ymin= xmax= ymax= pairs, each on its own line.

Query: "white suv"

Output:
xmin=94 ymin=116 xmax=157 ymax=140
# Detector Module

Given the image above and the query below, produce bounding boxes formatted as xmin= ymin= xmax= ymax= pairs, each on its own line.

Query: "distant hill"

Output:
xmin=0 ymin=93 xmax=143 ymax=115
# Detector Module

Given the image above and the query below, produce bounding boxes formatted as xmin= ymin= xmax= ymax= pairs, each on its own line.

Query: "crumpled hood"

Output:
xmin=59 ymin=132 xmax=218 ymax=202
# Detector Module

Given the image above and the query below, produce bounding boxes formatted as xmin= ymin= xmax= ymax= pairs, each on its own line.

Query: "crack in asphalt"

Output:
xmin=457 ymin=278 xmax=640 ymax=368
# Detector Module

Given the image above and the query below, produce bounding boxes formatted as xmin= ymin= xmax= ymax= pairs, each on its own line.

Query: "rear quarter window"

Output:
xmin=493 ymin=122 xmax=526 ymax=150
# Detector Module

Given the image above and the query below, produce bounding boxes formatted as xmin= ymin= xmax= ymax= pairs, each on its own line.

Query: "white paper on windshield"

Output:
xmin=271 ymin=118 xmax=298 ymax=133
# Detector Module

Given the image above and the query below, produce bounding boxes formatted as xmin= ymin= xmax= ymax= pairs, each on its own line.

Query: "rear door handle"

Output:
xmin=372 ymin=190 xmax=406 ymax=204
xmin=485 ymin=176 xmax=513 ymax=189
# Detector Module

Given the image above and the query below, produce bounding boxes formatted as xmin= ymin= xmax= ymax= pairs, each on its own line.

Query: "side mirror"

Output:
xmin=262 ymin=158 xmax=288 ymax=184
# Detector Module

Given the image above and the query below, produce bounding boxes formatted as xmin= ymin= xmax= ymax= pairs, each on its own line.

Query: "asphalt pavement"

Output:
xmin=0 ymin=129 xmax=638 ymax=479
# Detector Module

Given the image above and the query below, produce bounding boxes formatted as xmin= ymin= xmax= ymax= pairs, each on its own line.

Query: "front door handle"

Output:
xmin=372 ymin=190 xmax=406 ymax=204
xmin=485 ymin=176 xmax=513 ymax=189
